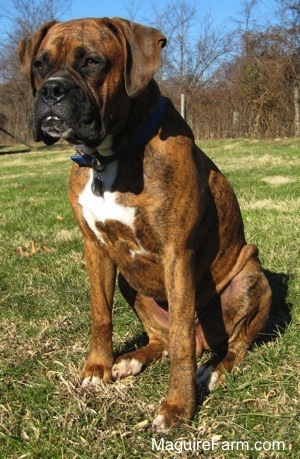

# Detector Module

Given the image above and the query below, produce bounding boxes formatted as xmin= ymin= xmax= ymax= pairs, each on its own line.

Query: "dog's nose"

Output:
xmin=40 ymin=77 xmax=74 ymax=105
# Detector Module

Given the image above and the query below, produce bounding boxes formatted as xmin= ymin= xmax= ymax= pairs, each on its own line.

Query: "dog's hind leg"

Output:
xmin=196 ymin=255 xmax=271 ymax=393
xmin=112 ymin=274 xmax=168 ymax=379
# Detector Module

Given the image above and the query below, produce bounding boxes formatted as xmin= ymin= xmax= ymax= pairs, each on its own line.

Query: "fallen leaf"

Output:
xmin=30 ymin=241 xmax=37 ymax=255
xmin=133 ymin=419 xmax=149 ymax=430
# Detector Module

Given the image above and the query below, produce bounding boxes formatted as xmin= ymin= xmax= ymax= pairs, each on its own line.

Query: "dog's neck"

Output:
xmin=70 ymin=89 xmax=165 ymax=196
xmin=71 ymin=92 xmax=165 ymax=166
xmin=96 ymin=135 xmax=114 ymax=157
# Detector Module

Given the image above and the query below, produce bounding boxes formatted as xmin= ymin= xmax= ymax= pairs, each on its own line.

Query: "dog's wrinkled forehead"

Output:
xmin=38 ymin=20 xmax=121 ymax=63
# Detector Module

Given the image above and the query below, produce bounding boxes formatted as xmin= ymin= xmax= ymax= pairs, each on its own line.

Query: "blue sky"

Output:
xmin=66 ymin=0 xmax=278 ymax=29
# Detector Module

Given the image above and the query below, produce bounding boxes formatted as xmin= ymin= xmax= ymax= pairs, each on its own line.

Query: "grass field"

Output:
xmin=0 ymin=139 xmax=299 ymax=458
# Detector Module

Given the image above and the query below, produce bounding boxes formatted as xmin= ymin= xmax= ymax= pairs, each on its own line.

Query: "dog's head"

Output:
xmin=19 ymin=18 xmax=166 ymax=147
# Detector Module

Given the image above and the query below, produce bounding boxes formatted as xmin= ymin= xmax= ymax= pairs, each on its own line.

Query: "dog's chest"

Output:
xmin=78 ymin=166 xmax=149 ymax=258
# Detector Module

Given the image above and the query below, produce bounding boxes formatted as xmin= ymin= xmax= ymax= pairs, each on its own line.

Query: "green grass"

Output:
xmin=0 ymin=139 xmax=299 ymax=458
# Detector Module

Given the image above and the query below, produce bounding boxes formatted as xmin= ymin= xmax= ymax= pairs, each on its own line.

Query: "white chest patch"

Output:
xmin=78 ymin=165 xmax=136 ymax=243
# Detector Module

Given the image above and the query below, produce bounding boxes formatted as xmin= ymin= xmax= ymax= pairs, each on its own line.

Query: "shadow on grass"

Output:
xmin=0 ymin=147 xmax=31 ymax=155
xmin=258 ymin=269 xmax=292 ymax=342
xmin=115 ymin=333 xmax=149 ymax=360
xmin=0 ymin=143 xmax=71 ymax=155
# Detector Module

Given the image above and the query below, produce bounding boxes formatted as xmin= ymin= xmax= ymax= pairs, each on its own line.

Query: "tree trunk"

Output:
xmin=233 ymin=111 xmax=240 ymax=137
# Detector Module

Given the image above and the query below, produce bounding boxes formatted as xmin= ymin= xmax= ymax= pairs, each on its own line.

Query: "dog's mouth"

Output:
xmin=34 ymin=101 xmax=105 ymax=147
xmin=41 ymin=116 xmax=74 ymax=140
xmin=37 ymin=114 xmax=105 ymax=147
xmin=34 ymin=75 xmax=107 ymax=147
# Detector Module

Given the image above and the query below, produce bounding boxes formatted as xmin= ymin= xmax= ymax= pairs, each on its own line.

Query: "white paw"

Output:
xmin=112 ymin=358 xmax=143 ymax=379
xmin=208 ymin=370 xmax=219 ymax=391
xmin=195 ymin=364 xmax=220 ymax=392
xmin=81 ymin=375 xmax=102 ymax=388
xmin=152 ymin=414 xmax=168 ymax=432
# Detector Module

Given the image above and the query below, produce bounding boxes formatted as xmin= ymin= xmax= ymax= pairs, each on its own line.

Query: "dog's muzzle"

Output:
xmin=34 ymin=76 xmax=105 ymax=146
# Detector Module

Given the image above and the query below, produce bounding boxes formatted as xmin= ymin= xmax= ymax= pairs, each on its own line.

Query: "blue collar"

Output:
xmin=70 ymin=95 xmax=165 ymax=168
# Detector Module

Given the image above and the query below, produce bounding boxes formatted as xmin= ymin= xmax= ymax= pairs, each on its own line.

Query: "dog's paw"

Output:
xmin=82 ymin=375 xmax=102 ymax=387
xmin=80 ymin=362 xmax=112 ymax=387
xmin=195 ymin=363 xmax=220 ymax=393
xmin=152 ymin=399 xmax=194 ymax=432
xmin=152 ymin=414 xmax=169 ymax=433
xmin=112 ymin=358 xmax=143 ymax=379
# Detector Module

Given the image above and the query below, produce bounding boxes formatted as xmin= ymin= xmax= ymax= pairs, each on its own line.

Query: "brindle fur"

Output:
xmin=19 ymin=18 xmax=271 ymax=430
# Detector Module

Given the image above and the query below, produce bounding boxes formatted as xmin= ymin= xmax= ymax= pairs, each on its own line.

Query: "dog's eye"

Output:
xmin=84 ymin=58 xmax=98 ymax=68
xmin=34 ymin=60 xmax=44 ymax=72
xmin=77 ymin=55 xmax=110 ymax=75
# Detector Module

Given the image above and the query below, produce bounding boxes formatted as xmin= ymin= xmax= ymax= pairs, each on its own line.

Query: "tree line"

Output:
xmin=0 ymin=0 xmax=299 ymax=144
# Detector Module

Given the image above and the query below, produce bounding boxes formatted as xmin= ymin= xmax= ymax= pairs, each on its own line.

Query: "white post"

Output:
xmin=181 ymin=93 xmax=186 ymax=120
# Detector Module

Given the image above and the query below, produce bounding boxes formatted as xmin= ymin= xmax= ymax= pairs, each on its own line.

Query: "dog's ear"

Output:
xmin=19 ymin=20 xmax=58 ymax=95
xmin=105 ymin=17 xmax=167 ymax=98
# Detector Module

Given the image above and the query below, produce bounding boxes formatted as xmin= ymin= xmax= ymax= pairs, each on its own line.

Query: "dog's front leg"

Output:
xmin=81 ymin=238 xmax=116 ymax=386
xmin=153 ymin=247 xmax=196 ymax=431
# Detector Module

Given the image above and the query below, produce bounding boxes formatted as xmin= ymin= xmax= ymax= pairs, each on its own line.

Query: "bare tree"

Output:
xmin=1 ymin=0 xmax=71 ymax=38
xmin=276 ymin=0 xmax=300 ymax=36
xmin=123 ymin=0 xmax=144 ymax=22
xmin=150 ymin=0 xmax=199 ymax=93
xmin=188 ymin=11 xmax=235 ymax=89
xmin=275 ymin=0 xmax=300 ymax=136
xmin=231 ymin=0 xmax=260 ymax=34
xmin=149 ymin=0 xmax=235 ymax=133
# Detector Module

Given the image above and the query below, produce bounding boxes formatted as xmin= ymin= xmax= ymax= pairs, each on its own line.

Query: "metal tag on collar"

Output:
xmin=92 ymin=157 xmax=105 ymax=197
xmin=92 ymin=172 xmax=103 ymax=196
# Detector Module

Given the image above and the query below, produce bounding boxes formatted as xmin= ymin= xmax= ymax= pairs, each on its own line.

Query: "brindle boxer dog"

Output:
xmin=19 ymin=17 xmax=271 ymax=431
